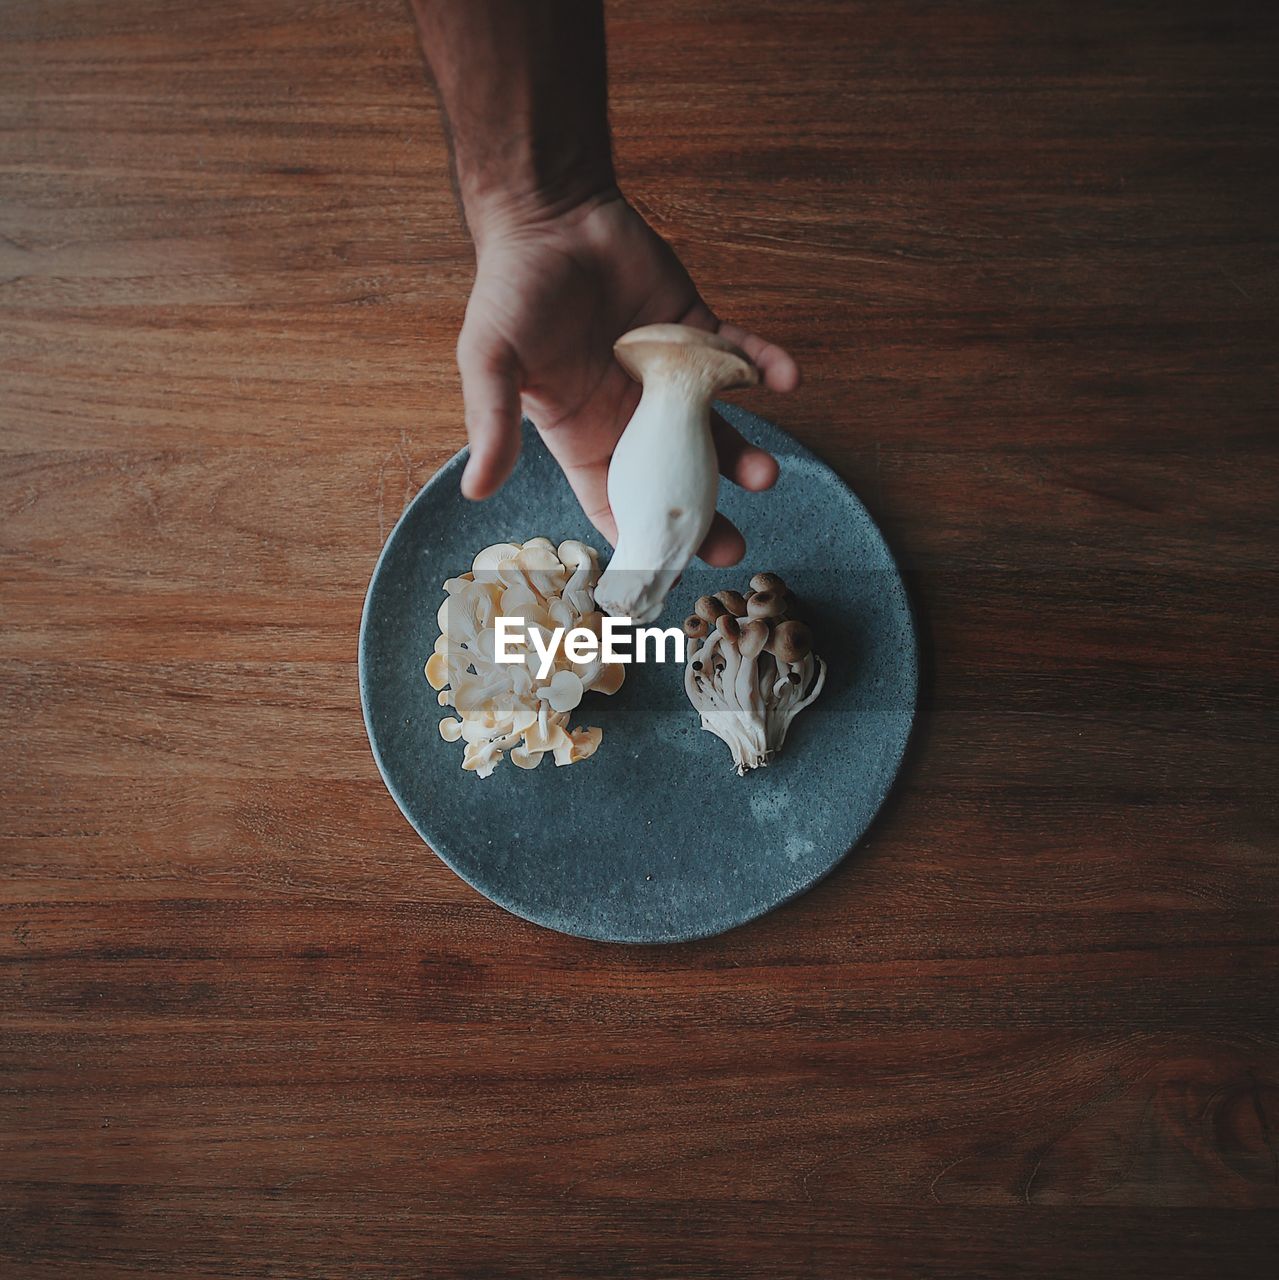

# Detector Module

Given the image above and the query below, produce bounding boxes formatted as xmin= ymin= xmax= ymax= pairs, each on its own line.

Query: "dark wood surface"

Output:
xmin=2 ymin=1 xmax=1277 ymax=1276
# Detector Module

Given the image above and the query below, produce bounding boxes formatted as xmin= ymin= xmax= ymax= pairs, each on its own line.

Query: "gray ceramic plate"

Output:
xmin=359 ymin=405 xmax=916 ymax=943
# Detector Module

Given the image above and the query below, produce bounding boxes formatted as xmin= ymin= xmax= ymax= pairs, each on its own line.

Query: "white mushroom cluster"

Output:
xmin=425 ymin=538 xmax=624 ymax=777
xmin=683 ymin=572 xmax=827 ymax=776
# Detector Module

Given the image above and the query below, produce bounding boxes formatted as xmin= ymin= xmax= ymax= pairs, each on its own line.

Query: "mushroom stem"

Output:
xmin=595 ymin=325 xmax=758 ymax=624
xmin=685 ymin=629 xmax=771 ymax=774
xmin=685 ymin=635 xmax=750 ymax=772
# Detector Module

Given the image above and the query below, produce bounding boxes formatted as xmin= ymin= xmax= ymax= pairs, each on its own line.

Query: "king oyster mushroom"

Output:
xmin=426 ymin=537 xmax=623 ymax=777
xmin=682 ymin=571 xmax=827 ymax=775
xmin=594 ymin=324 xmax=759 ymax=624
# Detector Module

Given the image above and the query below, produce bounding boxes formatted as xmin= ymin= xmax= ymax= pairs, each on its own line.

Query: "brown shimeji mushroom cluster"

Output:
xmin=682 ymin=572 xmax=827 ymax=775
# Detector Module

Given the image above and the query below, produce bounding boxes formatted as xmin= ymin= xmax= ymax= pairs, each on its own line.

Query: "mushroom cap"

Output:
xmin=750 ymin=571 xmax=786 ymax=594
xmin=715 ymin=589 xmax=748 ymax=618
xmin=472 ymin=542 xmax=522 ymax=574
xmin=510 ymin=744 xmax=544 ymax=770
xmin=557 ymin=539 xmax=598 ymax=570
xmin=592 ymin=662 xmax=625 ymax=695
xmin=746 ymin=589 xmax=788 ymax=621
xmin=716 ymin=614 xmax=741 ymax=641
xmin=613 ymin=324 xmax=758 ymax=394
xmin=537 ymin=670 xmax=584 ymax=714
xmin=738 ymin=619 xmax=769 ymax=659
xmin=694 ymin=594 xmax=727 ymax=623
xmin=559 ymin=725 xmax=602 ymax=765
xmin=683 ymin=614 xmax=710 ymax=640
xmin=771 ymin=619 xmax=813 ymax=664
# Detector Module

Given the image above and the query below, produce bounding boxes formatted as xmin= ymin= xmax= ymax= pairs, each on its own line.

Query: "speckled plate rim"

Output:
xmin=358 ymin=412 xmax=919 ymax=943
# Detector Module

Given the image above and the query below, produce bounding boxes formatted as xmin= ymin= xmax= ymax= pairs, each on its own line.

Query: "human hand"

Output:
xmin=454 ymin=191 xmax=799 ymax=566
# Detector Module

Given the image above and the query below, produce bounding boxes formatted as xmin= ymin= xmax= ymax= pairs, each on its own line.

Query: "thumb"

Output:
xmin=456 ymin=333 xmax=522 ymax=500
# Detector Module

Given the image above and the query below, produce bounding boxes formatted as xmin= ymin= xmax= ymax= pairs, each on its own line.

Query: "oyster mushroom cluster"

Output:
xmin=682 ymin=572 xmax=827 ymax=775
xmin=425 ymin=538 xmax=624 ymax=777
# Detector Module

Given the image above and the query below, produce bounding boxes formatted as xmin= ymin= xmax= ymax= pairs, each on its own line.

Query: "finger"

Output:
xmin=457 ymin=337 xmax=522 ymax=500
xmin=680 ymin=301 xmax=801 ymax=393
xmin=680 ymin=299 xmax=719 ymax=334
xmin=711 ymin=411 xmax=780 ymax=491
xmin=538 ymin=442 xmax=618 ymax=547
xmin=696 ymin=512 xmax=746 ymax=567
xmin=715 ymin=321 xmax=801 ymax=393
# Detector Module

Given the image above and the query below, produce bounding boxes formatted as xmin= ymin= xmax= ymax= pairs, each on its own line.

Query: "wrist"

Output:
xmin=460 ymin=158 xmax=618 ymax=249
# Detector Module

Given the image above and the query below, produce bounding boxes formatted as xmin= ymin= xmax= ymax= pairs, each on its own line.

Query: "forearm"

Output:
xmin=409 ymin=0 xmax=616 ymax=244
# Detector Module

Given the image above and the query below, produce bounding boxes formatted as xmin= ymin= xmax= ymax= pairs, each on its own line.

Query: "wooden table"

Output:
xmin=3 ymin=2 xmax=1276 ymax=1276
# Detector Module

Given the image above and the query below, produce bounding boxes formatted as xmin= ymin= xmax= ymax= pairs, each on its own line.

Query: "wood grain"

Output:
xmin=2 ymin=0 xmax=1277 ymax=1276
